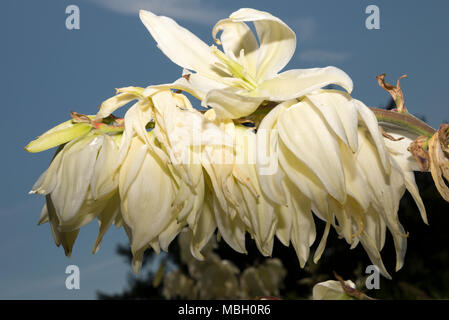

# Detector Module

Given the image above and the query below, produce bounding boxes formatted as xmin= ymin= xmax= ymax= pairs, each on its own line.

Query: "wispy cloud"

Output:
xmin=298 ymin=49 xmax=350 ymax=63
xmin=288 ymin=17 xmax=318 ymax=42
xmin=90 ymin=0 xmax=228 ymax=25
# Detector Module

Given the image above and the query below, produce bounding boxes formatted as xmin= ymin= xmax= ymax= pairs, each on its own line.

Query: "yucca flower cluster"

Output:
xmin=26 ymin=8 xmax=448 ymax=277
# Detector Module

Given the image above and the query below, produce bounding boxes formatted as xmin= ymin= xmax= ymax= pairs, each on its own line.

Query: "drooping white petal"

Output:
xmin=158 ymin=220 xmax=184 ymax=252
xmin=284 ymin=179 xmax=316 ymax=268
xmin=307 ymin=90 xmax=359 ymax=152
xmin=190 ymin=194 xmax=217 ymax=260
xmin=212 ymin=195 xmax=247 ymax=254
xmin=257 ymin=67 xmax=353 ymax=101
xmin=355 ymin=100 xmax=391 ymax=174
xmin=46 ymin=195 xmax=79 ymax=257
xmin=30 ymin=146 xmax=65 ymax=195
xmin=358 ymin=228 xmax=391 ymax=279
xmin=273 ymin=205 xmax=292 ymax=247
xmin=278 ymin=139 xmax=330 ymax=218
xmin=278 ymin=101 xmax=347 ymax=204
xmin=227 ymin=8 xmax=296 ymax=81
xmin=139 ymin=10 xmax=224 ymax=78
xmin=385 ymin=133 xmax=428 ymax=224
xmin=338 ymin=139 xmax=371 ymax=212
xmin=234 ymin=126 xmax=277 ymax=257
xmin=92 ymin=193 xmax=121 ymax=254
xmin=329 ymin=197 xmax=352 ymax=245
xmin=256 ymin=101 xmax=296 ymax=205
xmin=51 ymin=135 xmax=103 ymax=225
xmin=119 ymin=136 xmax=177 ymax=255
xmin=90 ymin=134 xmax=119 ymax=200
xmin=38 ymin=204 xmax=49 ymax=225
xmin=313 ymin=222 xmax=331 ymax=263
xmin=356 ymin=128 xmax=408 ymax=272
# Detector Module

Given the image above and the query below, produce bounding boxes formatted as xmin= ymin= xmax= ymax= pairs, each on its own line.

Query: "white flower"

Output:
xmin=98 ymin=88 xmax=235 ymax=271
xmin=139 ymin=8 xmax=353 ymax=119
xmin=255 ymin=90 xmax=426 ymax=277
xmin=26 ymin=7 xmax=437 ymax=279
xmin=197 ymin=111 xmax=278 ymax=257
xmin=31 ymin=132 xmax=121 ymax=256
xmin=119 ymin=132 xmax=205 ymax=272
xmin=312 ymin=280 xmax=356 ymax=300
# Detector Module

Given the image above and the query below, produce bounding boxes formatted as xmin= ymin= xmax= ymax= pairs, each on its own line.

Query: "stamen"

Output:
xmin=211 ymin=46 xmax=258 ymax=90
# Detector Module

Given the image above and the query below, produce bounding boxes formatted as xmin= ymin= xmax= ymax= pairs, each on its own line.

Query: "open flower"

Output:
xmin=139 ymin=8 xmax=353 ymax=119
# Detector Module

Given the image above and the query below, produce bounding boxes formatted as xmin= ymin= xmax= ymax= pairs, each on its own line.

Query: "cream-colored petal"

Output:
xmin=278 ymin=101 xmax=347 ymax=203
xmin=358 ymin=230 xmax=391 ymax=279
xmin=201 ymin=117 xmax=237 ymax=214
xmin=329 ymin=197 xmax=352 ymax=245
xmin=361 ymin=206 xmax=386 ymax=252
xmin=355 ymin=100 xmax=391 ymax=174
xmin=357 ymin=129 xmax=408 ymax=272
xmin=313 ymin=222 xmax=331 ymax=263
xmin=159 ymin=220 xmax=185 ymax=252
xmin=338 ymin=139 xmax=371 ymax=212
xmin=38 ymin=204 xmax=49 ymax=225
xmin=390 ymin=155 xmax=428 ymax=224
xmin=51 ymin=135 xmax=103 ymax=225
xmin=257 ymin=67 xmax=353 ymax=101
xmin=256 ymin=101 xmax=296 ymax=205
xmin=95 ymin=91 xmax=140 ymax=121
xmin=144 ymin=71 xmax=228 ymax=102
xmin=212 ymin=195 xmax=247 ymax=254
xmin=92 ymin=193 xmax=121 ymax=254
xmin=119 ymin=137 xmax=176 ymax=254
xmin=285 ymin=180 xmax=316 ymax=268
xmin=30 ymin=146 xmax=65 ymax=195
xmin=227 ymin=8 xmax=296 ymax=81
xmin=190 ymin=193 xmax=217 ymax=260
xmin=313 ymin=280 xmax=356 ymax=300
xmin=234 ymin=126 xmax=277 ymax=257
xmin=278 ymin=140 xmax=329 ymax=217
xmin=46 ymin=195 xmax=79 ymax=258
xmin=204 ymin=88 xmax=263 ymax=119
xmin=273 ymin=205 xmax=292 ymax=247
xmin=118 ymin=102 xmax=169 ymax=167
xmin=307 ymin=90 xmax=359 ymax=152
xmin=90 ymin=134 xmax=119 ymax=201
xmin=212 ymin=19 xmax=258 ymax=77
xmin=139 ymin=10 xmax=223 ymax=78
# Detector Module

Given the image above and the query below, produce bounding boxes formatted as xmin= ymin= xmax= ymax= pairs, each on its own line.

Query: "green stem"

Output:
xmin=370 ymin=108 xmax=436 ymax=138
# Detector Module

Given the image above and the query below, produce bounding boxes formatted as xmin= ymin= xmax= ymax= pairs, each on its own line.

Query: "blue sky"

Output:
xmin=1 ymin=0 xmax=448 ymax=299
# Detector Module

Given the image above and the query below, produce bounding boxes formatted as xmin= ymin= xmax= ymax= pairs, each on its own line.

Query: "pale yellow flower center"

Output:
xmin=211 ymin=46 xmax=258 ymax=91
